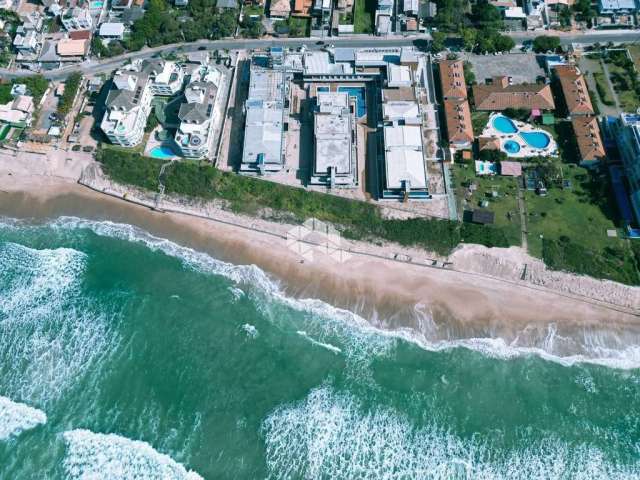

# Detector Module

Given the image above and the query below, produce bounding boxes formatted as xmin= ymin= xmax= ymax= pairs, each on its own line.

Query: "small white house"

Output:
xmin=99 ymin=22 xmax=125 ymax=40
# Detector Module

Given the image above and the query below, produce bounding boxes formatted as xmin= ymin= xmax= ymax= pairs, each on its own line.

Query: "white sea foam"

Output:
xmin=0 ymin=241 xmax=118 ymax=404
xmin=63 ymin=429 xmax=203 ymax=480
xmin=262 ymin=385 xmax=640 ymax=480
xmin=242 ymin=323 xmax=259 ymax=338
xmin=45 ymin=217 xmax=640 ymax=370
xmin=297 ymin=331 xmax=342 ymax=354
xmin=0 ymin=396 xmax=46 ymax=440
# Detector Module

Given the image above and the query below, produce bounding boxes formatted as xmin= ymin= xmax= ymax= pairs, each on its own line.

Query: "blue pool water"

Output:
xmin=493 ymin=115 xmax=518 ymax=134
xmin=90 ymin=0 xmax=104 ymax=8
xmin=316 ymin=86 xmax=329 ymax=93
xmin=520 ymin=131 xmax=551 ymax=149
xmin=338 ymin=86 xmax=366 ymax=117
xmin=149 ymin=146 xmax=175 ymax=160
xmin=503 ymin=140 xmax=521 ymax=155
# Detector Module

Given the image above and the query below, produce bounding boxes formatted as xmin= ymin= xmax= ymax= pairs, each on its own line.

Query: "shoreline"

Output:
xmin=0 ymin=163 xmax=639 ymax=358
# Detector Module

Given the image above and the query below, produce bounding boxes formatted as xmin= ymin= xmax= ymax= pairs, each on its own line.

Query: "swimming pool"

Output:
xmin=316 ymin=86 xmax=329 ymax=93
xmin=90 ymin=0 xmax=104 ymax=8
xmin=149 ymin=146 xmax=175 ymax=160
xmin=493 ymin=115 xmax=518 ymax=134
xmin=337 ymin=86 xmax=366 ymax=117
xmin=520 ymin=131 xmax=550 ymax=149
xmin=503 ymin=140 xmax=521 ymax=155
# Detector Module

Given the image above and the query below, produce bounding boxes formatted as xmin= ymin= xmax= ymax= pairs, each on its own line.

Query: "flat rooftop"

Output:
xmin=384 ymin=125 xmax=427 ymax=190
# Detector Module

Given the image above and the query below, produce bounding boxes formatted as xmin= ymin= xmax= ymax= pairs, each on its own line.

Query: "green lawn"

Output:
xmin=524 ymin=165 xmax=625 ymax=258
xmin=592 ymin=72 xmax=615 ymax=106
xmin=471 ymin=111 xmax=490 ymax=136
xmin=287 ymin=17 xmax=310 ymax=37
xmin=243 ymin=4 xmax=263 ymax=16
xmin=627 ymin=44 xmax=640 ymax=71
xmin=353 ymin=0 xmax=375 ymax=33
xmin=452 ymin=163 xmax=522 ymax=246
xmin=605 ymin=53 xmax=640 ymax=111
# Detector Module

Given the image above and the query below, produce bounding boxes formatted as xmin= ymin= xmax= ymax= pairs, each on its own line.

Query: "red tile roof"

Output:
xmin=438 ymin=60 xmax=467 ymax=100
xmin=572 ymin=116 xmax=605 ymax=163
xmin=473 ymin=76 xmax=555 ymax=111
xmin=444 ymin=98 xmax=473 ymax=147
xmin=554 ymin=65 xmax=594 ymax=116
xmin=69 ymin=30 xmax=91 ymax=40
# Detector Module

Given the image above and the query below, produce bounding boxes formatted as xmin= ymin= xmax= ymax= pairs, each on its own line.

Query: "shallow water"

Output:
xmin=0 ymin=217 xmax=638 ymax=479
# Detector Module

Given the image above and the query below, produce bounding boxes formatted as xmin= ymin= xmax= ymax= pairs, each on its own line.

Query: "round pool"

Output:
xmin=493 ymin=115 xmax=518 ymax=134
xmin=149 ymin=146 xmax=175 ymax=160
xmin=520 ymin=131 xmax=551 ymax=149
xmin=503 ymin=140 xmax=521 ymax=155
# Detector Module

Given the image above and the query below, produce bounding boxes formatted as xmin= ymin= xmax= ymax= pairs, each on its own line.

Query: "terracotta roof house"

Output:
xmin=69 ymin=30 xmax=91 ymax=40
xmin=438 ymin=60 xmax=467 ymax=100
xmin=473 ymin=76 xmax=555 ymax=111
xmin=572 ymin=116 xmax=605 ymax=166
xmin=57 ymin=38 xmax=89 ymax=57
xmin=270 ymin=0 xmax=291 ymax=17
xmin=443 ymin=98 xmax=473 ymax=148
xmin=554 ymin=65 xmax=594 ymax=116
xmin=292 ymin=0 xmax=312 ymax=15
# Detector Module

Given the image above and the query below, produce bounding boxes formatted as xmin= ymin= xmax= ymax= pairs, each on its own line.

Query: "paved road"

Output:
xmin=2 ymin=29 xmax=639 ymax=80
xmin=0 ymin=36 xmax=431 ymax=80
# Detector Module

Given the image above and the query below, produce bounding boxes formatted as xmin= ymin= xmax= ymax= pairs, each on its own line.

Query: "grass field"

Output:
xmin=453 ymin=163 xmax=522 ymax=246
xmin=592 ymin=72 xmax=615 ymax=106
xmin=353 ymin=0 xmax=375 ymax=33
xmin=287 ymin=17 xmax=310 ymax=37
xmin=524 ymin=165 xmax=625 ymax=257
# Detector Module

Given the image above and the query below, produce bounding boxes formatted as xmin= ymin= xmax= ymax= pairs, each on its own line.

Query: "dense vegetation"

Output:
xmin=532 ymin=35 xmax=561 ymax=53
xmin=126 ymin=0 xmax=237 ymax=51
xmin=97 ymin=148 xmax=512 ymax=255
xmin=57 ymin=72 xmax=82 ymax=117
xmin=431 ymin=0 xmax=515 ymax=54
xmin=543 ymin=236 xmax=640 ymax=285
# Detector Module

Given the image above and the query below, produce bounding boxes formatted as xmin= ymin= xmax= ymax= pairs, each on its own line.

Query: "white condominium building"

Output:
xmin=101 ymin=70 xmax=153 ymax=147
xmin=174 ymin=68 xmax=221 ymax=159
xmin=101 ymin=59 xmax=184 ymax=147
xmin=61 ymin=7 xmax=93 ymax=31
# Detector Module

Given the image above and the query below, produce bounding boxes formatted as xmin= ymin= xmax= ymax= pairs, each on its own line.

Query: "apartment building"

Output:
xmin=61 ymin=7 xmax=93 ymax=31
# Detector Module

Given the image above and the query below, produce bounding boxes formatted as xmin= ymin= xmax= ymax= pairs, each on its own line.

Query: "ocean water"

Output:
xmin=0 ymin=216 xmax=639 ymax=479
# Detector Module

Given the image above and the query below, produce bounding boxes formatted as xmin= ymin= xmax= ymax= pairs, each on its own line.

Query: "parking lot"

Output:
xmin=465 ymin=53 xmax=546 ymax=85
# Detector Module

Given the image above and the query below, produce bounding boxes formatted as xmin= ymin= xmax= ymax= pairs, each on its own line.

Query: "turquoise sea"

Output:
xmin=0 ymin=216 xmax=639 ymax=479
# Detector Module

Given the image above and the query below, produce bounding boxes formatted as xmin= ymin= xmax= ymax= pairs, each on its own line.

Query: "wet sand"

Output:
xmin=1 ymin=174 xmax=639 ymax=358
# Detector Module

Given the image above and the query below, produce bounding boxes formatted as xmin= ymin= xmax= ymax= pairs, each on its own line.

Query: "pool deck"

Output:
xmin=480 ymin=113 xmax=558 ymax=159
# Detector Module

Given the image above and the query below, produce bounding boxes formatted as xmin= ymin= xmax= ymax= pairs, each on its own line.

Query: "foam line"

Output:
xmin=262 ymin=385 xmax=640 ymax=480
xmin=0 ymin=396 xmax=47 ymax=440
xmin=63 ymin=429 xmax=203 ymax=480
xmin=42 ymin=216 xmax=640 ymax=370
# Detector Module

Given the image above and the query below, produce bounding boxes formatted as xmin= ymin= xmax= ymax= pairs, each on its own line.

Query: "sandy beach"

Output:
xmin=0 ymin=149 xmax=639 ymax=357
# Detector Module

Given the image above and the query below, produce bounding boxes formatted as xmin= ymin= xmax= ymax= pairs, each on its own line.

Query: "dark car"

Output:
xmin=315 ymin=41 xmax=324 ymax=45
xmin=198 ymin=46 xmax=207 ymax=51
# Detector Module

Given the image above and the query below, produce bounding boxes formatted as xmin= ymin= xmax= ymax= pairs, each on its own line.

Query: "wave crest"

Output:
xmin=0 ymin=396 xmax=46 ymax=441
xmin=63 ymin=429 xmax=203 ymax=480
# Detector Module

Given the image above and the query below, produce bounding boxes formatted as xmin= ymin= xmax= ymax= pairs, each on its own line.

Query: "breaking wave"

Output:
xmin=0 ymin=396 xmax=46 ymax=441
xmin=0 ymin=240 xmax=119 ymax=405
xmin=44 ymin=217 xmax=640 ymax=370
xmin=63 ymin=429 xmax=203 ymax=480
xmin=262 ymin=385 xmax=640 ymax=480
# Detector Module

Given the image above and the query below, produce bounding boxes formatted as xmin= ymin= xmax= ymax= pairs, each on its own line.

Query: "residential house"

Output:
xmin=292 ymin=0 xmax=313 ymax=15
xmin=0 ymin=95 xmax=35 ymax=126
xmin=472 ymin=76 xmax=555 ymax=110
xmin=13 ymin=31 xmax=42 ymax=54
xmin=57 ymin=38 xmax=89 ymax=57
xmin=61 ymin=7 xmax=93 ymax=31
xmin=216 ymin=0 xmax=238 ymax=8
xmin=554 ymin=64 xmax=594 ymax=116
xmin=598 ymin=0 xmax=636 ymax=15
xmin=269 ymin=0 xmax=291 ymax=17
xmin=572 ymin=116 xmax=605 ymax=166
xmin=99 ymin=23 xmax=125 ymax=39
xmin=404 ymin=0 xmax=419 ymax=15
